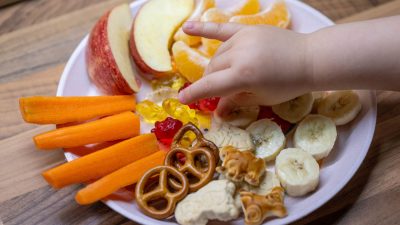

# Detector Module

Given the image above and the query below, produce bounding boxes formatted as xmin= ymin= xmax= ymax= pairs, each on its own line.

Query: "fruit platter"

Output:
xmin=18 ymin=0 xmax=377 ymax=224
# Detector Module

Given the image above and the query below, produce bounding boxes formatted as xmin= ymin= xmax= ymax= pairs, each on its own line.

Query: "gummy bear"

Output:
xmin=162 ymin=98 xmax=198 ymax=125
xmin=151 ymin=117 xmax=183 ymax=146
xmin=179 ymin=82 xmax=220 ymax=112
xmin=199 ymin=97 xmax=220 ymax=112
xmin=151 ymin=75 xmax=187 ymax=91
xmin=136 ymin=100 xmax=168 ymax=123
xmin=196 ymin=111 xmax=212 ymax=129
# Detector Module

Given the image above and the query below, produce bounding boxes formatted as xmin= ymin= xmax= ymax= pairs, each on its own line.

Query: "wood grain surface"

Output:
xmin=0 ymin=0 xmax=400 ymax=225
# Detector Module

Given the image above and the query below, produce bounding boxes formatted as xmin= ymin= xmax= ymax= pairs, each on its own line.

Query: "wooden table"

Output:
xmin=1 ymin=0 xmax=400 ymax=224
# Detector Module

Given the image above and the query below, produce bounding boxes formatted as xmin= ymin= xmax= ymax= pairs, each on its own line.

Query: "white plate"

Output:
xmin=57 ymin=0 xmax=377 ymax=224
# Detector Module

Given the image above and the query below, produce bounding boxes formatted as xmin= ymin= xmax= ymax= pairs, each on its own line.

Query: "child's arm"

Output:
xmin=178 ymin=16 xmax=400 ymax=115
xmin=310 ymin=16 xmax=400 ymax=91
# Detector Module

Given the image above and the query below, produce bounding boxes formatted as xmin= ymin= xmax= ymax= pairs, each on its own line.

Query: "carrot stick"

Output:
xmin=64 ymin=141 xmax=120 ymax=157
xmin=19 ymin=95 xmax=136 ymax=124
xmin=42 ymin=134 xmax=159 ymax=189
xmin=34 ymin=111 xmax=139 ymax=149
xmin=75 ymin=150 xmax=166 ymax=205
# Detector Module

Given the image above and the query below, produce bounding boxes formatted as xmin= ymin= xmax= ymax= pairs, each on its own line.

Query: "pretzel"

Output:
xmin=171 ymin=122 xmax=220 ymax=163
xmin=165 ymin=146 xmax=216 ymax=192
xmin=135 ymin=166 xmax=189 ymax=219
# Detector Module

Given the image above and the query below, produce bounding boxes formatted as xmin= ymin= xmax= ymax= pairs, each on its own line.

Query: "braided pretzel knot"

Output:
xmin=135 ymin=166 xmax=189 ymax=219
xmin=171 ymin=122 xmax=220 ymax=163
xmin=165 ymin=146 xmax=216 ymax=192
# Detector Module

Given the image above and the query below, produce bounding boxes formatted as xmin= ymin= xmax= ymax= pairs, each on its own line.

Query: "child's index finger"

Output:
xmin=182 ymin=21 xmax=245 ymax=41
xmin=178 ymin=68 xmax=240 ymax=104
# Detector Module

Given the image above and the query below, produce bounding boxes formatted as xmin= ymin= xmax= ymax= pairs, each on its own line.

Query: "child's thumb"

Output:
xmin=182 ymin=21 xmax=244 ymax=41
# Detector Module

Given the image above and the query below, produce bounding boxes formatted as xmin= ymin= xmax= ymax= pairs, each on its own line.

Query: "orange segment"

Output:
xmin=174 ymin=0 xmax=216 ymax=46
xmin=200 ymin=0 xmax=261 ymax=56
xmin=172 ymin=41 xmax=210 ymax=82
xmin=230 ymin=0 xmax=290 ymax=28
xmin=225 ymin=0 xmax=260 ymax=16
xmin=200 ymin=8 xmax=230 ymax=56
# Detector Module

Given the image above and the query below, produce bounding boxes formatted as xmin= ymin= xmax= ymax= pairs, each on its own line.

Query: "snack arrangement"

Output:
xmin=17 ymin=0 xmax=365 ymax=225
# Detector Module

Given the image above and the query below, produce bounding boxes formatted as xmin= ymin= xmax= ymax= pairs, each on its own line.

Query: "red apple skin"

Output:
xmin=129 ymin=15 xmax=172 ymax=80
xmin=86 ymin=11 xmax=135 ymax=95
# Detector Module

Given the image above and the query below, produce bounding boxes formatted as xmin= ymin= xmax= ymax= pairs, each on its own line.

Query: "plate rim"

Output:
xmin=56 ymin=0 xmax=377 ymax=224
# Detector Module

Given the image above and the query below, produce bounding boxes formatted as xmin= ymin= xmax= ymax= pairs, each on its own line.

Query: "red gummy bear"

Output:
xmin=179 ymin=82 xmax=220 ymax=112
xmin=151 ymin=117 xmax=183 ymax=146
xmin=199 ymin=97 xmax=220 ymax=112
xmin=257 ymin=106 xmax=293 ymax=134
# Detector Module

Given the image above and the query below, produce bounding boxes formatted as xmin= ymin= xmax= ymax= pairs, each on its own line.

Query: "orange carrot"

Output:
xmin=42 ymin=133 xmax=159 ymax=189
xmin=64 ymin=141 xmax=120 ymax=157
xmin=34 ymin=111 xmax=139 ymax=149
xmin=19 ymin=95 xmax=136 ymax=124
xmin=75 ymin=150 xmax=166 ymax=205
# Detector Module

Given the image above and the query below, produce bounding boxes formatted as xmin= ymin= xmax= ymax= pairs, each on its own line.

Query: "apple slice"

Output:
xmin=174 ymin=0 xmax=216 ymax=46
xmin=86 ymin=4 xmax=140 ymax=94
xmin=130 ymin=0 xmax=194 ymax=78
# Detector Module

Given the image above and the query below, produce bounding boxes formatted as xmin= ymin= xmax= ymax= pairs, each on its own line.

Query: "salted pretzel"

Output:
xmin=164 ymin=123 xmax=218 ymax=192
xmin=165 ymin=146 xmax=216 ymax=192
xmin=171 ymin=122 xmax=220 ymax=163
xmin=135 ymin=166 xmax=189 ymax=219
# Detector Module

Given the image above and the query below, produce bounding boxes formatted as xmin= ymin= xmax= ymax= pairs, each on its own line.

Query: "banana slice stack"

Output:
xmin=208 ymin=90 xmax=362 ymax=198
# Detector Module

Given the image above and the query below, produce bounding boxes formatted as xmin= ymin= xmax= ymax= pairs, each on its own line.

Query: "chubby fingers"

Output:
xmin=204 ymin=52 xmax=232 ymax=75
xmin=178 ymin=69 xmax=242 ymax=104
xmin=182 ymin=21 xmax=244 ymax=41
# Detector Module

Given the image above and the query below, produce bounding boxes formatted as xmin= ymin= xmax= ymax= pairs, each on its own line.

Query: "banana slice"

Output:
xmin=146 ymin=87 xmax=178 ymax=103
xmin=215 ymin=106 xmax=260 ymax=128
xmin=272 ymin=93 xmax=314 ymax=123
xmin=311 ymin=91 xmax=327 ymax=113
xmin=294 ymin=114 xmax=337 ymax=160
xmin=205 ymin=123 xmax=254 ymax=157
xmin=246 ymin=119 xmax=286 ymax=162
xmin=275 ymin=148 xmax=319 ymax=197
xmin=317 ymin=90 xmax=362 ymax=125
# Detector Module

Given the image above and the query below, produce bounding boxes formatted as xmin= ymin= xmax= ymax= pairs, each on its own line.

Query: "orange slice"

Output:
xmin=200 ymin=0 xmax=261 ymax=56
xmin=200 ymin=8 xmax=230 ymax=56
xmin=172 ymin=41 xmax=210 ymax=82
xmin=230 ymin=0 xmax=290 ymax=28
xmin=174 ymin=0 xmax=216 ymax=46
xmin=225 ymin=0 xmax=260 ymax=15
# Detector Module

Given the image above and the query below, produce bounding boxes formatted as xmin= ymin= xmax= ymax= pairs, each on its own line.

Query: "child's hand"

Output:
xmin=178 ymin=22 xmax=313 ymax=116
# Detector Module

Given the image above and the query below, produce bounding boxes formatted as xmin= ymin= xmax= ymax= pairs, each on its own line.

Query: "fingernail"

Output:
xmin=178 ymin=92 xmax=186 ymax=104
xmin=183 ymin=21 xmax=195 ymax=30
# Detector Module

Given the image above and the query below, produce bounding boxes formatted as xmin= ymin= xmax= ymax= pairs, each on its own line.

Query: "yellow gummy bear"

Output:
xmin=151 ymin=75 xmax=187 ymax=91
xmin=196 ymin=111 xmax=212 ymax=129
xmin=136 ymin=100 xmax=168 ymax=123
xmin=162 ymin=98 xmax=198 ymax=125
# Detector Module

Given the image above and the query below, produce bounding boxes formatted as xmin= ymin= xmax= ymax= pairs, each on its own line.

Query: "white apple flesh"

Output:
xmin=130 ymin=0 xmax=194 ymax=78
xmin=87 ymin=4 xmax=140 ymax=94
